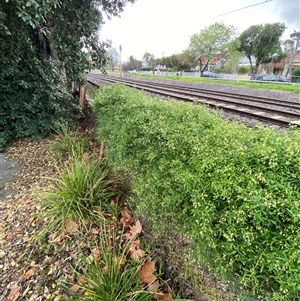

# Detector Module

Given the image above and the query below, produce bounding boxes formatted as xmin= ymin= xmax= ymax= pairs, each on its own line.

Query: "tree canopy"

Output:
xmin=159 ymin=50 xmax=197 ymax=72
xmin=0 ymin=0 xmax=135 ymax=150
xmin=124 ymin=55 xmax=142 ymax=71
xmin=188 ymin=22 xmax=238 ymax=76
xmin=142 ymin=52 xmax=157 ymax=70
xmin=106 ymin=47 xmax=120 ymax=71
xmin=282 ymin=39 xmax=295 ymax=54
xmin=1 ymin=0 xmax=135 ymax=82
xmin=238 ymin=22 xmax=286 ymax=73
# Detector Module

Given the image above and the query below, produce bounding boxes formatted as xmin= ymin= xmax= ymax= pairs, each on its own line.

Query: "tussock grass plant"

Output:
xmin=67 ymin=225 xmax=153 ymax=301
xmin=51 ymin=122 xmax=90 ymax=162
xmin=39 ymin=155 xmax=121 ymax=235
xmin=93 ymin=84 xmax=300 ymax=300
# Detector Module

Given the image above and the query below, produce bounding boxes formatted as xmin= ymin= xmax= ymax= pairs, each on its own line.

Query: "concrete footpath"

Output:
xmin=0 ymin=153 xmax=22 ymax=200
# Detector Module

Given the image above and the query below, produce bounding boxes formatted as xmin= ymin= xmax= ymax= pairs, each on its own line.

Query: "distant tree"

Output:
xmin=177 ymin=50 xmax=197 ymax=71
xmin=285 ymin=31 xmax=300 ymax=76
xmin=169 ymin=54 xmax=180 ymax=70
xmin=238 ymin=22 xmax=286 ymax=74
xmin=282 ymin=39 xmax=295 ymax=54
xmin=188 ymin=22 xmax=238 ymax=76
xmin=124 ymin=55 xmax=142 ymax=70
xmin=223 ymin=52 xmax=243 ymax=74
xmin=271 ymin=46 xmax=287 ymax=63
xmin=220 ymin=39 xmax=243 ymax=73
xmin=107 ymin=47 xmax=120 ymax=71
xmin=142 ymin=52 xmax=156 ymax=69
xmin=159 ymin=54 xmax=180 ymax=71
xmin=159 ymin=56 xmax=172 ymax=69
xmin=159 ymin=50 xmax=198 ymax=71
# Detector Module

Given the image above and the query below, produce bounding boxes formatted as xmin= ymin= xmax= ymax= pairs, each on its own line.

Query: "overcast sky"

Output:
xmin=99 ymin=0 xmax=300 ymax=61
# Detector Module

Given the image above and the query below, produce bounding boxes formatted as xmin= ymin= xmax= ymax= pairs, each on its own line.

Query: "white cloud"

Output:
xmin=99 ymin=0 xmax=299 ymax=61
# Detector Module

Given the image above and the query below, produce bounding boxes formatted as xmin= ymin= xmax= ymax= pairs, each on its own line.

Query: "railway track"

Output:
xmin=87 ymin=74 xmax=300 ymax=128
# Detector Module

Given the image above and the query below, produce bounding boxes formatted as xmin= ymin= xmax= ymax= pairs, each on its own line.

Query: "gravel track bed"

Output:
xmin=129 ymin=77 xmax=300 ymax=130
xmin=132 ymin=76 xmax=300 ymax=103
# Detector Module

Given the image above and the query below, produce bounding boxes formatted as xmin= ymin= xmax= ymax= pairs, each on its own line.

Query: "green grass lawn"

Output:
xmin=130 ymin=73 xmax=300 ymax=93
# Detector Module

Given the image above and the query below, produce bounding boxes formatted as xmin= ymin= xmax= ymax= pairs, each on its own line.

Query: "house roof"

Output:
xmin=198 ymin=53 xmax=227 ymax=65
xmin=265 ymin=50 xmax=300 ymax=69
xmin=287 ymin=50 xmax=300 ymax=59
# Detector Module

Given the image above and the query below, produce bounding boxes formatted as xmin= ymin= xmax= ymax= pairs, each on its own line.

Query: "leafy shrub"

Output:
xmin=0 ymin=23 xmax=81 ymax=151
xmin=292 ymin=68 xmax=300 ymax=76
xmin=93 ymin=84 xmax=300 ymax=300
xmin=238 ymin=66 xmax=250 ymax=74
xmin=292 ymin=68 xmax=300 ymax=83
xmin=140 ymin=67 xmax=151 ymax=71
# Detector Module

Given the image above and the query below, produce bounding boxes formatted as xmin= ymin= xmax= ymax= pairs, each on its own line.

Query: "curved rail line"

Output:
xmin=87 ymin=74 xmax=300 ymax=128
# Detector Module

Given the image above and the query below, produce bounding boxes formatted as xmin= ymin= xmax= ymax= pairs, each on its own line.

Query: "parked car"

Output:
xmin=202 ymin=71 xmax=217 ymax=78
xmin=262 ymin=75 xmax=290 ymax=82
xmin=251 ymin=74 xmax=290 ymax=82
xmin=250 ymin=74 xmax=264 ymax=81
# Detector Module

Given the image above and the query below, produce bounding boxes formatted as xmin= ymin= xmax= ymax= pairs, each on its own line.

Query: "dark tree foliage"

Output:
xmin=238 ymin=23 xmax=286 ymax=74
xmin=0 ymin=0 xmax=135 ymax=150
xmin=159 ymin=51 xmax=197 ymax=72
xmin=123 ymin=55 xmax=142 ymax=71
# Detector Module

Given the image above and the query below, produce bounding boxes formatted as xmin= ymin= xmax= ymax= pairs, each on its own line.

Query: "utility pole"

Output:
xmin=119 ymin=45 xmax=122 ymax=77
xmin=285 ymin=31 xmax=300 ymax=77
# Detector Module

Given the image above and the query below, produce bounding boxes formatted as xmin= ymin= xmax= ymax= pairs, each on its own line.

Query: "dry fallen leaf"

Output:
xmin=65 ymin=218 xmax=79 ymax=233
xmin=90 ymin=227 xmax=100 ymax=235
xmin=86 ymin=248 xmax=101 ymax=264
xmin=154 ymin=285 xmax=173 ymax=300
xmin=91 ymin=248 xmax=100 ymax=257
xmin=70 ymin=284 xmax=80 ymax=292
xmin=129 ymin=240 xmax=146 ymax=260
xmin=147 ymin=279 xmax=160 ymax=292
xmin=99 ymin=141 xmax=105 ymax=159
xmin=20 ymin=267 xmax=35 ymax=281
xmin=77 ymin=276 xmax=86 ymax=284
xmin=125 ymin=220 xmax=143 ymax=240
xmin=25 ymin=216 xmax=36 ymax=227
xmin=130 ymin=220 xmax=142 ymax=236
xmin=48 ymin=166 xmax=56 ymax=172
xmin=114 ymin=256 xmax=126 ymax=266
xmin=120 ymin=209 xmax=134 ymax=228
xmin=5 ymin=285 xmax=21 ymax=301
xmin=5 ymin=227 xmax=22 ymax=241
xmin=49 ymin=233 xmax=65 ymax=243
xmin=20 ymin=199 xmax=34 ymax=205
xmin=138 ymin=260 xmax=157 ymax=284
xmin=102 ymin=265 xmax=109 ymax=274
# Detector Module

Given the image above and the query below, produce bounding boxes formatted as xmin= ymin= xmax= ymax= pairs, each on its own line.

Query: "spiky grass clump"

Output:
xmin=68 ymin=225 xmax=153 ymax=301
xmin=40 ymin=156 xmax=120 ymax=234
xmin=51 ymin=122 xmax=90 ymax=162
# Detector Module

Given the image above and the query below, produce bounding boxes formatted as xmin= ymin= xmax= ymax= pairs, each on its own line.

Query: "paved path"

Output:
xmin=0 ymin=153 xmax=22 ymax=200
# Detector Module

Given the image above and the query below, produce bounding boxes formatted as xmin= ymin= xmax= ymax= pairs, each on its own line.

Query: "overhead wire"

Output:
xmin=208 ymin=0 xmax=274 ymax=19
